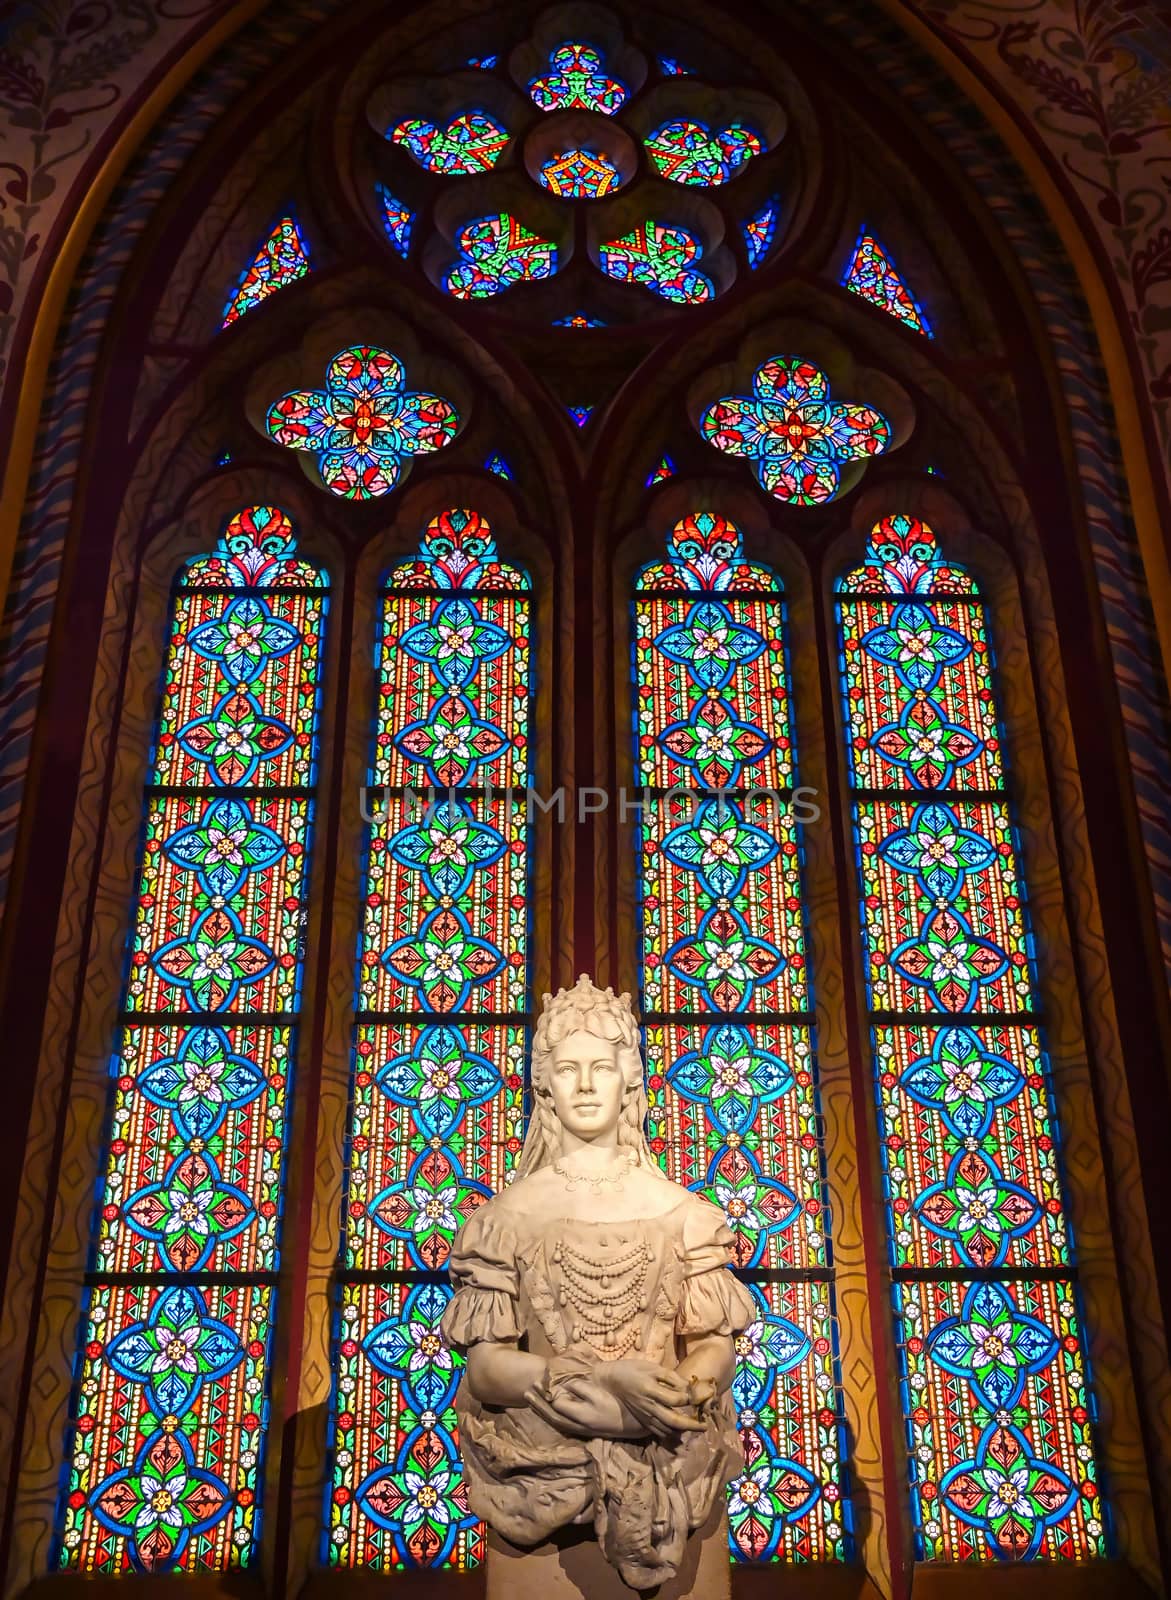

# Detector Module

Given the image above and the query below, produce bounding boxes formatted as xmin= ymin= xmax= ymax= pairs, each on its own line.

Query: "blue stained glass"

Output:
xmin=836 ymin=514 xmax=1106 ymax=1559
xmin=633 ymin=511 xmax=850 ymax=1561
xmin=55 ymin=508 xmax=328 ymax=1573
xmin=744 ymin=200 xmax=780 ymax=268
xmin=328 ymin=509 xmax=532 ymax=1570
xmin=377 ymin=185 xmax=413 ymax=257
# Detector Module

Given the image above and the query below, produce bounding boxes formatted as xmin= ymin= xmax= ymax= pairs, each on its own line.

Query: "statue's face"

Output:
xmin=547 ymin=1028 xmax=625 ymax=1141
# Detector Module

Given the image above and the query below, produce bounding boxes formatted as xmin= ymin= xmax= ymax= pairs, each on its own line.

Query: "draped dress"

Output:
xmin=441 ymin=1186 xmax=754 ymax=1589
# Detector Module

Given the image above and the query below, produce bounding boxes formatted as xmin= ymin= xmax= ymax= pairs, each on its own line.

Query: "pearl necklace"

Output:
xmin=552 ymin=1149 xmax=635 ymax=1192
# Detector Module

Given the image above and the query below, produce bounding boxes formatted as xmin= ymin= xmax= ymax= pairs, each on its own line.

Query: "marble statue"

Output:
xmin=441 ymin=976 xmax=754 ymax=1591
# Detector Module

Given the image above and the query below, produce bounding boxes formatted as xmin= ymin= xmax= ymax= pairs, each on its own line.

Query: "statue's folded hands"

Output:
xmin=524 ymin=1357 xmax=705 ymax=1442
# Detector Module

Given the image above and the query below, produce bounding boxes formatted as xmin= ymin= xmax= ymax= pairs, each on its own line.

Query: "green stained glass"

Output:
xmin=896 ymin=1279 xmax=1104 ymax=1559
xmin=633 ymin=512 xmax=850 ymax=1563
xmin=56 ymin=508 xmax=327 ymax=1574
xmin=835 ymin=515 xmax=1104 ymax=1562
xmin=329 ymin=510 xmax=532 ymax=1569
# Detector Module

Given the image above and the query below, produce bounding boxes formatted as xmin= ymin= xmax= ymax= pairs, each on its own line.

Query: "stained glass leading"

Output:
xmin=390 ymin=111 xmax=508 ymax=174
xmin=646 ymin=119 xmax=762 ymax=186
xmin=836 ymin=514 xmax=1104 ymax=1561
xmin=634 ymin=513 xmax=850 ymax=1563
xmin=55 ymin=507 xmax=328 ymax=1574
xmin=221 ymin=215 xmax=310 ymax=328
xmin=600 ymin=222 xmax=714 ymax=304
xmin=538 ymin=148 xmax=621 ymax=198
xmin=442 ymin=213 xmax=557 ymax=299
xmin=329 ymin=509 xmax=532 ymax=1570
xmin=528 ymin=42 xmax=627 ymax=114
xmin=842 ymin=228 xmax=932 ymax=336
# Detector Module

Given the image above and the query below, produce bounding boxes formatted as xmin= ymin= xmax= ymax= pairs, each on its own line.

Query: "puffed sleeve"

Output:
xmin=440 ymin=1203 xmax=523 ymax=1351
xmin=675 ymin=1194 xmax=756 ymax=1337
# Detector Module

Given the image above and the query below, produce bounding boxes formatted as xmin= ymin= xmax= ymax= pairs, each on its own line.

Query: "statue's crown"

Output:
xmin=540 ymin=974 xmax=635 ymax=1017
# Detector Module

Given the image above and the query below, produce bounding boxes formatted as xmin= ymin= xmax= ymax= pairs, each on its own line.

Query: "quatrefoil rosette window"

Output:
xmin=364 ymin=8 xmax=789 ymax=320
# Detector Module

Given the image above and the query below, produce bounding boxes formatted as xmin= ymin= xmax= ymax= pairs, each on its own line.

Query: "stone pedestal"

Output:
xmin=486 ymin=1504 xmax=730 ymax=1600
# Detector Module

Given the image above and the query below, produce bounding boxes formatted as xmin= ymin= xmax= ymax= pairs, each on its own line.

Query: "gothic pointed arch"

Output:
xmin=1 ymin=4 xmax=1169 ymax=1598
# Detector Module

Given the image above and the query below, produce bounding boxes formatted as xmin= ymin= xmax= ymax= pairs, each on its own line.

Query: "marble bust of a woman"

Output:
xmin=441 ymin=976 xmax=753 ymax=1591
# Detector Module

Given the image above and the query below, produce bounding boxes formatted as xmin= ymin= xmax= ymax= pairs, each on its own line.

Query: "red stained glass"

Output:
xmin=56 ymin=509 xmax=327 ymax=1573
xmin=838 ymin=596 xmax=1002 ymax=791
xmin=330 ymin=512 xmax=531 ymax=1568
xmin=640 ymin=795 xmax=809 ymax=1016
xmin=645 ymin=1023 xmax=823 ymax=1271
xmin=730 ymin=1282 xmax=851 ymax=1562
xmin=358 ymin=797 xmax=529 ymax=1018
xmin=345 ymin=1023 xmax=526 ymax=1273
xmin=98 ymin=1024 xmax=293 ymax=1278
xmin=61 ymin=1283 xmax=273 ymax=1574
xmin=835 ymin=516 xmax=1103 ymax=1562
xmin=874 ymin=1023 xmax=1069 ymax=1270
xmin=374 ymin=594 xmax=530 ymax=787
xmin=221 ymin=216 xmax=310 ymax=328
xmin=842 ymin=228 xmax=932 ymax=336
xmin=633 ymin=513 xmax=850 ymax=1562
xmin=855 ymin=798 xmax=1034 ymax=1016
xmin=634 ymin=594 xmax=793 ymax=790
xmin=329 ymin=1282 xmax=483 ymax=1571
xmin=895 ymin=1279 xmax=1104 ymax=1559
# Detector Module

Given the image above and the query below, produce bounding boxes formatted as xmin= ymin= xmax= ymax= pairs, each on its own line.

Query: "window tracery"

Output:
xmin=835 ymin=514 xmax=1104 ymax=1560
xmin=328 ymin=510 xmax=533 ymax=1570
xmin=632 ymin=512 xmax=851 ymax=1562
xmin=55 ymin=508 xmax=328 ymax=1574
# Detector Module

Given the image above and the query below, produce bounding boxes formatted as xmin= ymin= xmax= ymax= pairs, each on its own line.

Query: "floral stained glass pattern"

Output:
xmin=634 ymin=513 xmax=850 ymax=1562
xmin=701 ymin=355 xmax=890 ymax=505
xmin=843 ymin=228 xmax=932 ymax=336
xmin=266 ymin=346 xmax=458 ymax=500
xmin=329 ymin=510 xmax=532 ymax=1571
xmin=390 ymin=111 xmax=508 ymax=174
xmin=442 ymin=213 xmax=557 ymax=300
xmin=646 ymin=120 xmax=762 ymax=186
xmin=56 ymin=507 xmax=328 ymax=1574
xmin=221 ymin=215 xmax=310 ymax=327
xmin=600 ymin=221 xmax=714 ymax=304
xmin=836 ymin=515 xmax=1104 ymax=1561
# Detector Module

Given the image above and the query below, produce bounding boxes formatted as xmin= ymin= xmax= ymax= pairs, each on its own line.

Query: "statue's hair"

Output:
xmin=515 ymin=975 xmax=668 ymax=1180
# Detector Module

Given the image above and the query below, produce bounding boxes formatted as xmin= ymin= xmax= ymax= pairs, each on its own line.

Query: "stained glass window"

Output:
xmin=538 ymin=148 xmax=621 ymax=198
xmin=744 ymin=200 xmax=779 ymax=268
xmin=266 ymin=346 xmax=458 ymax=501
xmin=54 ymin=506 xmax=328 ymax=1574
xmin=528 ymin=42 xmax=627 ymax=114
xmin=442 ymin=213 xmax=557 ymax=299
xmin=390 ymin=111 xmax=508 ymax=174
xmin=646 ymin=454 xmax=675 ymax=485
xmin=567 ymin=404 xmax=593 ymax=428
xmin=658 ymin=56 xmax=692 ymax=75
xmin=633 ymin=512 xmax=851 ymax=1562
xmin=484 ymin=452 xmax=512 ymax=479
xmin=553 ymin=312 xmax=604 ymax=328
xmin=599 ymin=222 xmax=714 ymax=304
xmin=377 ymin=185 xmax=413 ymax=257
xmin=842 ymin=228 xmax=933 ymax=336
xmin=701 ymin=356 xmax=890 ymax=505
xmin=221 ymin=215 xmax=310 ymax=327
xmin=836 ymin=514 xmax=1105 ymax=1560
xmin=645 ymin=119 xmax=762 ymax=186
xmin=328 ymin=509 xmax=532 ymax=1571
